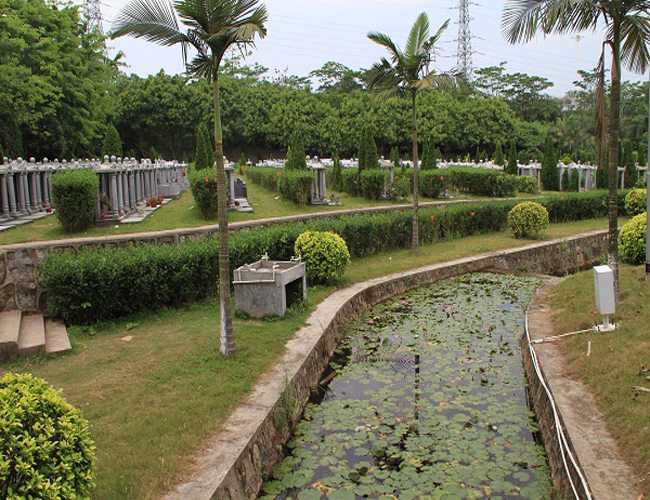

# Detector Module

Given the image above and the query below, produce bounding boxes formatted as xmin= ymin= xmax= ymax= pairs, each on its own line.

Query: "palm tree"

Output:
xmin=112 ymin=0 xmax=267 ymax=355
xmin=503 ymin=0 xmax=650 ymax=300
xmin=367 ymin=13 xmax=453 ymax=252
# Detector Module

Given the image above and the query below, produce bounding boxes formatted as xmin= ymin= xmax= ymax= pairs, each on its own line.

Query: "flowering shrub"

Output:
xmin=507 ymin=201 xmax=549 ymax=239
xmin=419 ymin=170 xmax=449 ymax=198
xmin=189 ymin=168 xmax=219 ymax=219
xmin=619 ymin=212 xmax=647 ymax=265
xmin=0 ymin=373 xmax=96 ymax=499
xmin=294 ymin=231 xmax=350 ymax=284
xmin=624 ymin=188 xmax=647 ymax=216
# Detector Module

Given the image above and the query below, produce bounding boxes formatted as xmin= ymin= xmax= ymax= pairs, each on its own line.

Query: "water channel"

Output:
xmin=260 ymin=273 xmax=552 ymax=499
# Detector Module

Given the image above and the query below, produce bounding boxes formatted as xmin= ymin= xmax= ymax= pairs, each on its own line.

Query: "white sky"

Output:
xmin=96 ymin=0 xmax=648 ymax=96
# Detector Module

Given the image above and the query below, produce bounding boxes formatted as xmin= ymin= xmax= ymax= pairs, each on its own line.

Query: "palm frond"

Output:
xmin=405 ymin=12 xmax=430 ymax=57
xmin=502 ymin=0 xmax=548 ymax=43
xmin=620 ymin=12 xmax=650 ymax=73
xmin=186 ymin=53 xmax=213 ymax=80
xmin=367 ymin=31 xmax=403 ymax=61
xmin=111 ymin=0 xmax=187 ymax=47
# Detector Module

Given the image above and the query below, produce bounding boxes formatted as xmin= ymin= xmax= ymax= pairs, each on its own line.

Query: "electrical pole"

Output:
xmin=456 ymin=0 xmax=474 ymax=81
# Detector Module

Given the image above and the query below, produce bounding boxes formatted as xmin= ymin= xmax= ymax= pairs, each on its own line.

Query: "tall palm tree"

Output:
xmin=367 ymin=13 xmax=453 ymax=252
xmin=503 ymin=0 xmax=650 ymax=300
xmin=112 ymin=0 xmax=267 ymax=355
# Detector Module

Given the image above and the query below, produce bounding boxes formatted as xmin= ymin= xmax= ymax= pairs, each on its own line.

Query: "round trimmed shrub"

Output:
xmin=294 ymin=231 xmax=350 ymax=285
xmin=624 ymin=188 xmax=647 ymax=216
xmin=0 ymin=373 xmax=96 ymax=499
xmin=51 ymin=169 xmax=99 ymax=232
xmin=507 ymin=201 xmax=549 ymax=239
xmin=619 ymin=212 xmax=647 ymax=265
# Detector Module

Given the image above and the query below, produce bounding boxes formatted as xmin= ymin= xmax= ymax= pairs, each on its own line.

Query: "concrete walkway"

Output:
xmin=527 ymin=280 xmax=640 ymax=500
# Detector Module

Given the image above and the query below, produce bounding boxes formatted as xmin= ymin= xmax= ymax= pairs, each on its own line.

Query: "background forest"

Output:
xmin=2 ymin=0 xmax=649 ymax=167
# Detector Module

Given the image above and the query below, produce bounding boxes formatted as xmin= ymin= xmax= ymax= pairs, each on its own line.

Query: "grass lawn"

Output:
xmin=0 ymin=174 xmax=535 ymax=246
xmin=550 ymin=266 xmax=650 ymax=496
xmin=1 ymin=218 xmax=615 ymax=499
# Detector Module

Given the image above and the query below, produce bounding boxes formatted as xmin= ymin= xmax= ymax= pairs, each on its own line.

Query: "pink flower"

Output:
xmin=440 ymin=176 xmax=444 ymax=181
xmin=431 ymin=216 xmax=434 ymax=220
xmin=277 ymin=172 xmax=281 ymax=176
xmin=214 ymin=178 xmax=217 ymax=183
xmin=471 ymin=212 xmax=475 ymax=216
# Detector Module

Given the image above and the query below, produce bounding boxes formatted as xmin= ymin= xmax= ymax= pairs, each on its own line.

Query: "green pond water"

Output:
xmin=260 ymin=273 xmax=552 ymax=500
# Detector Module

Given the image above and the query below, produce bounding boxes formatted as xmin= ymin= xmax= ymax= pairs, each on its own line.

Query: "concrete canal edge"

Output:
xmin=166 ymin=230 xmax=628 ymax=500
xmin=523 ymin=280 xmax=639 ymax=500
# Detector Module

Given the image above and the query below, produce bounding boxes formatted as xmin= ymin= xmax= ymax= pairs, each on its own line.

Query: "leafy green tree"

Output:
xmin=331 ymin=153 xmax=343 ymax=191
xmin=310 ymin=61 xmax=363 ymax=93
xmin=102 ymin=124 xmax=123 ymax=158
xmin=503 ymin=0 xmax=650 ymax=301
xmin=622 ymin=139 xmax=635 ymax=188
xmin=390 ymin=146 xmax=401 ymax=171
xmin=638 ymin=144 xmax=646 ymax=169
xmin=357 ymin=127 xmax=368 ymax=173
xmin=365 ymin=129 xmax=380 ymax=170
xmin=194 ymin=124 xmax=211 ymax=170
xmin=507 ymin=140 xmax=517 ymax=175
xmin=541 ymin=137 xmax=559 ymax=191
xmin=368 ymin=13 xmax=454 ymax=251
xmin=113 ymin=0 xmax=267 ymax=356
xmin=0 ymin=0 xmax=115 ymax=158
xmin=494 ymin=141 xmax=504 ymax=166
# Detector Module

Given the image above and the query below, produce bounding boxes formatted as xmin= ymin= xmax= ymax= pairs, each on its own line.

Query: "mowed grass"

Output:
xmin=0 ymin=218 xmax=614 ymax=499
xmin=0 ymin=173 xmax=530 ymax=246
xmin=550 ymin=266 xmax=650 ymax=496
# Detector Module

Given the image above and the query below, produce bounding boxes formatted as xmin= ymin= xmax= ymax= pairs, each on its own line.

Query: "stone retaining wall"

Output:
xmin=168 ymin=230 xmax=608 ymax=500
xmin=0 ymin=198 xmax=517 ymax=312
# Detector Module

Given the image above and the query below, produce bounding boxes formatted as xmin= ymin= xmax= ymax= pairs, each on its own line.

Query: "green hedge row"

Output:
xmin=245 ymin=167 xmax=280 ymax=192
xmin=419 ymin=170 xmax=450 ymax=198
xmin=40 ymin=190 xmax=628 ymax=325
xmin=278 ymin=170 xmax=313 ymax=205
xmin=449 ymin=168 xmax=517 ymax=197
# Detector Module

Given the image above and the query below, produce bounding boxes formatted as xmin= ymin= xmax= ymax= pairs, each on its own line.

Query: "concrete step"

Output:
xmin=0 ymin=310 xmax=22 ymax=360
xmin=45 ymin=319 xmax=71 ymax=355
xmin=17 ymin=313 xmax=45 ymax=356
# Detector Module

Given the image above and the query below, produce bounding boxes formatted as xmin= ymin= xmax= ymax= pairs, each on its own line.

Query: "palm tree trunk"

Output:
xmin=213 ymin=64 xmax=235 ymax=356
xmin=608 ymin=30 xmax=621 ymax=302
xmin=411 ymin=90 xmax=419 ymax=252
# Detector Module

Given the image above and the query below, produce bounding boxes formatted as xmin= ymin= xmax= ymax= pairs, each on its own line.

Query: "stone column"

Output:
xmin=19 ymin=173 xmax=29 ymax=215
xmin=34 ymin=172 xmax=43 ymax=211
xmin=42 ymin=172 xmax=50 ymax=207
xmin=0 ymin=173 xmax=9 ymax=221
xmin=116 ymin=172 xmax=124 ymax=217
xmin=110 ymin=172 xmax=118 ymax=217
xmin=7 ymin=173 xmax=17 ymax=217
xmin=135 ymin=171 xmax=142 ymax=202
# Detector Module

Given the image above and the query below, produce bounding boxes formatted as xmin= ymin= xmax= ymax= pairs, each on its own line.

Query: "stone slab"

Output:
xmin=17 ymin=313 xmax=45 ymax=355
xmin=45 ymin=318 xmax=71 ymax=354
xmin=0 ymin=310 xmax=21 ymax=360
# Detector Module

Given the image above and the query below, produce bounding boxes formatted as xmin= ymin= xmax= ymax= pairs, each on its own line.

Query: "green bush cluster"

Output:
xmin=419 ymin=170 xmax=449 ymax=198
xmin=449 ymin=168 xmax=517 ymax=197
xmin=619 ymin=212 xmax=647 ymax=265
xmin=294 ymin=231 xmax=351 ymax=284
xmin=41 ymin=189 xmax=631 ymax=325
xmin=0 ymin=373 xmax=96 ymax=499
xmin=514 ymin=175 xmax=538 ymax=194
xmin=51 ymin=169 xmax=99 ymax=232
xmin=189 ymin=169 xmax=219 ymax=219
xmin=278 ymin=170 xmax=314 ymax=205
xmin=507 ymin=201 xmax=549 ymax=239
xmin=245 ymin=167 xmax=280 ymax=192
xmin=341 ymin=168 xmax=360 ymax=196
xmin=359 ymin=170 xmax=386 ymax=200
xmin=624 ymin=188 xmax=647 ymax=216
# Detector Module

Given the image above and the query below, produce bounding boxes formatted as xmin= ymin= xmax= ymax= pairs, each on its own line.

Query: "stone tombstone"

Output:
xmin=233 ymin=257 xmax=307 ymax=318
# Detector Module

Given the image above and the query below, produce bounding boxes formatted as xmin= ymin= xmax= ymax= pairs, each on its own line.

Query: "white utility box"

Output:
xmin=593 ymin=265 xmax=616 ymax=332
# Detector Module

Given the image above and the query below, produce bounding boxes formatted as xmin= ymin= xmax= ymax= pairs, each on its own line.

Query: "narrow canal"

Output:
xmin=261 ymin=273 xmax=552 ymax=499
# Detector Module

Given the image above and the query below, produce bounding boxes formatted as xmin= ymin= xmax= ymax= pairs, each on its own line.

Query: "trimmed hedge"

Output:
xmin=295 ymin=231 xmax=351 ymax=284
xmin=41 ymin=189 xmax=630 ymax=325
xmin=278 ymin=170 xmax=313 ymax=205
xmin=449 ymin=168 xmax=517 ymax=197
xmin=189 ymin=169 xmax=219 ymax=219
xmin=508 ymin=202 xmax=549 ymax=239
xmin=419 ymin=170 xmax=449 ymax=198
xmin=360 ymin=170 xmax=386 ymax=200
xmin=51 ymin=169 xmax=99 ymax=232
xmin=514 ymin=175 xmax=538 ymax=194
xmin=0 ymin=373 xmax=96 ymax=499
xmin=341 ymin=168 xmax=360 ymax=196
xmin=624 ymin=188 xmax=647 ymax=216
xmin=245 ymin=167 xmax=280 ymax=192
xmin=619 ymin=212 xmax=647 ymax=265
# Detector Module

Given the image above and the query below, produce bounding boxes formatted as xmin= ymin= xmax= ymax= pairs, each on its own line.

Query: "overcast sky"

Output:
xmin=96 ymin=0 xmax=648 ymax=96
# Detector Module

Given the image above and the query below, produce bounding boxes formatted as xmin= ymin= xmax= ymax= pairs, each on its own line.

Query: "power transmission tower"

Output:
xmin=81 ymin=0 xmax=103 ymax=34
xmin=455 ymin=0 xmax=474 ymax=81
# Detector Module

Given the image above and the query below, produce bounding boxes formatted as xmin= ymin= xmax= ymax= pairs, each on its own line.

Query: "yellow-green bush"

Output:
xmin=51 ymin=169 xmax=98 ymax=232
xmin=619 ymin=212 xmax=647 ymax=265
xmin=507 ymin=201 xmax=549 ymax=239
xmin=0 ymin=373 xmax=96 ymax=499
xmin=624 ymin=188 xmax=647 ymax=216
xmin=294 ymin=231 xmax=350 ymax=284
